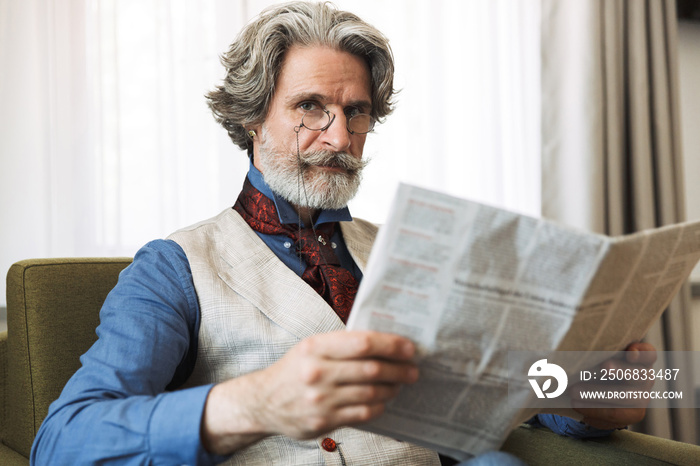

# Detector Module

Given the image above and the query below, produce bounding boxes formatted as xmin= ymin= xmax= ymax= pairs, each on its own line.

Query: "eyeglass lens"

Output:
xmin=302 ymin=109 xmax=374 ymax=134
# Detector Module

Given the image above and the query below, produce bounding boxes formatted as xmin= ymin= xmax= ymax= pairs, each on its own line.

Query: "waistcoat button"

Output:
xmin=321 ymin=437 xmax=337 ymax=452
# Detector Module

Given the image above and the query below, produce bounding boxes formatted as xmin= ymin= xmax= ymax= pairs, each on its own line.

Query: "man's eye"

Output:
xmin=299 ymin=102 xmax=317 ymax=112
xmin=345 ymin=107 xmax=362 ymax=118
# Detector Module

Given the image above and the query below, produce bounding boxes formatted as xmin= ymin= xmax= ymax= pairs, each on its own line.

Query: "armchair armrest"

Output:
xmin=1 ymin=331 xmax=6 ymax=441
xmin=501 ymin=423 xmax=700 ymax=465
xmin=1 ymin=331 xmax=27 ymax=465
xmin=0 ymin=443 xmax=27 ymax=466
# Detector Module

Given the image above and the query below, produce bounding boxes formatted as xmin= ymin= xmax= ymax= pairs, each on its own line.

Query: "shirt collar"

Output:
xmin=246 ymin=161 xmax=353 ymax=227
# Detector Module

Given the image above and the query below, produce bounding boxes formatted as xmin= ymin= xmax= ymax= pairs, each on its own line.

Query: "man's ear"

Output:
xmin=246 ymin=124 xmax=264 ymax=170
xmin=244 ymin=124 xmax=261 ymax=161
xmin=246 ymin=123 xmax=263 ymax=139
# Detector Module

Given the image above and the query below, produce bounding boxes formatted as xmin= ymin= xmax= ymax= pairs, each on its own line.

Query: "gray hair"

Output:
xmin=206 ymin=1 xmax=396 ymax=151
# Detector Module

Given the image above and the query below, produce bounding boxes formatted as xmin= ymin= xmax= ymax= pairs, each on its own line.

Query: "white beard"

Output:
xmin=256 ymin=130 xmax=368 ymax=211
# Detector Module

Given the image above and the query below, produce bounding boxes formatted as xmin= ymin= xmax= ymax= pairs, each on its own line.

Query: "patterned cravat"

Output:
xmin=233 ymin=178 xmax=359 ymax=323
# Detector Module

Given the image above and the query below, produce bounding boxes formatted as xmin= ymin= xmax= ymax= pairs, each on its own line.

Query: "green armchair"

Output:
xmin=1 ymin=258 xmax=131 ymax=464
xmin=2 ymin=258 xmax=700 ymax=465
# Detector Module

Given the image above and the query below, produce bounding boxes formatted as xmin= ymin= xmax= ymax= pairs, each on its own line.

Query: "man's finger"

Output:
xmin=573 ymin=406 xmax=646 ymax=428
xmin=298 ymin=331 xmax=416 ymax=361
xmin=329 ymin=359 xmax=419 ymax=385
xmin=325 ymin=383 xmax=404 ymax=408
xmin=624 ymin=342 xmax=657 ymax=365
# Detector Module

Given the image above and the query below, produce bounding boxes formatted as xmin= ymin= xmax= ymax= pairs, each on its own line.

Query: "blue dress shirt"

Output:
xmin=245 ymin=163 xmax=362 ymax=281
xmin=30 ymin=165 xmax=605 ymax=465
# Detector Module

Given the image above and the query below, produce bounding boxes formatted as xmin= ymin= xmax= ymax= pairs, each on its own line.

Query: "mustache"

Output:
xmin=297 ymin=150 xmax=369 ymax=173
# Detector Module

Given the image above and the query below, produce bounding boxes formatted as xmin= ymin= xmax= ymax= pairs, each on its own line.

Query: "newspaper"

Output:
xmin=346 ymin=183 xmax=700 ymax=460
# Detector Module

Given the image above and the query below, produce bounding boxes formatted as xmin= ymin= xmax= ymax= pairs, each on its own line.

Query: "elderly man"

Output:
xmin=31 ymin=2 xmax=654 ymax=465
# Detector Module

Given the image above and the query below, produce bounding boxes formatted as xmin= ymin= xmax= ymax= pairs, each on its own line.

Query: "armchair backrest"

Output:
xmin=3 ymin=258 xmax=131 ymax=459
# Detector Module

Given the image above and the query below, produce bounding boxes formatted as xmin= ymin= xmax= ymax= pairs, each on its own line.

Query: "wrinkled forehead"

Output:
xmin=273 ymin=45 xmax=372 ymax=107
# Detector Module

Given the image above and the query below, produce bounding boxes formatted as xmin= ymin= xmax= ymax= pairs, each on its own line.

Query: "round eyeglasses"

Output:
xmin=297 ymin=108 xmax=376 ymax=135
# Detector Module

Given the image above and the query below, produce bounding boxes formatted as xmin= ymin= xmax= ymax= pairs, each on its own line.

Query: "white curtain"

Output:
xmin=340 ymin=0 xmax=541 ymax=222
xmin=0 ymin=0 xmax=249 ymax=259
xmin=0 ymin=0 xmax=541 ymax=306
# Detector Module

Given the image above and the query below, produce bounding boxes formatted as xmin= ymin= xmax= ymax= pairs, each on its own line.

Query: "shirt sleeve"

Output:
xmin=30 ymin=240 xmax=227 ymax=465
xmin=529 ymin=414 xmax=616 ymax=439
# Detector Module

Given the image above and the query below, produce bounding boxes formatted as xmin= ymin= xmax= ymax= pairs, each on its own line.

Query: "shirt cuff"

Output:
xmin=149 ymin=384 xmax=230 ymax=465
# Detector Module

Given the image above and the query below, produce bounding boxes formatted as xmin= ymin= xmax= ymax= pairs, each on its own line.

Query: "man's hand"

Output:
xmin=200 ymin=331 xmax=418 ymax=455
xmin=571 ymin=342 xmax=657 ymax=430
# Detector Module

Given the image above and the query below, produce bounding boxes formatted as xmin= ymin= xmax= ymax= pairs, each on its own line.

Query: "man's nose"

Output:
xmin=318 ymin=113 xmax=351 ymax=152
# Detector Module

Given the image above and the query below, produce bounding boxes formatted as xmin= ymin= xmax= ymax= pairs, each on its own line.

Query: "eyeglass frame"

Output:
xmin=294 ymin=107 xmax=376 ymax=135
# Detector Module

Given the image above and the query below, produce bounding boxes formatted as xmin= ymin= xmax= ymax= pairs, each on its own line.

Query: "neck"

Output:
xmin=294 ymin=205 xmax=319 ymax=227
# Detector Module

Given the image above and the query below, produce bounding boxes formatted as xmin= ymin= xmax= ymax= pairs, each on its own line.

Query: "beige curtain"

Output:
xmin=540 ymin=0 xmax=695 ymax=443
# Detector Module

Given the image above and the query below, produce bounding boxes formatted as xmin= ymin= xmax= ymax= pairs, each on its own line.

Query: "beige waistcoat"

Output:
xmin=168 ymin=208 xmax=439 ymax=466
